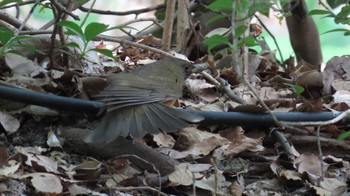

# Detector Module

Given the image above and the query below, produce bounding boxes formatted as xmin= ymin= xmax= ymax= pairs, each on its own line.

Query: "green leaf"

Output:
xmin=0 ymin=0 xmax=21 ymax=8
xmin=92 ymin=48 xmax=116 ymax=60
xmin=334 ymin=17 xmax=350 ymax=24
xmin=7 ymin=49 xmax=25 ymax=57
xmin=18 ymin=44 xmax=36 ymax=53
xmin=57 ymin=20 xmax=85 ymax=40
xmin=337 ymin=5 xmax=350 ymax=18
xmin=308 ymin=9 xmax=330 ymax=16
xmin=321 ymin=28 xmax=350 ymax=35
xmin=12 ymin=35 xmax=32 ymax=42
xmin=203 ymin=34 xmax=231 ymax=52
xmin=0 ymin=27 xmax=14 ymax=45
xmin=337 ymin=131 xmax=350 ymax=141
xmin=65 ymin=42 xmax=81 ymax=49
xmin=327 ymin=0 xmax=348 ymax=9
xmin=252 ymin=1 xmax=270 ymax=16
xmin=205 ymin=14 xmax=228 ymax=27
xmin=293 ymin=85 xmax=305 ymax=95
xmin=235 ymin=25 xmax=247 ymax=38
xmin=284 ymin=83 xmax=305 ymax=95
xmin=84 ymin=22 xmax=109 ymax=42
xmin=240 ymin=36 xmax=257 ymax=47
xmin=208 ymin=0 xmax=232 ymax=11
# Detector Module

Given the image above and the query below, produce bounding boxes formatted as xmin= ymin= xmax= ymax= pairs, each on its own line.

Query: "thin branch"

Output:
xmin=79 ymin=4 xmax=165 ymax=16
xmin=15 ymin=0 xmax=40 ymax=35
xmin=95 ymin=34 xmax=175 ymax=58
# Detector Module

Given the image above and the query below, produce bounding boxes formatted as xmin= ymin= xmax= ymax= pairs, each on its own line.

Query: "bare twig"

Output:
xmin=316 ymin=126 xmax=324 ymax=180
xmin=0 ymin=0 xmax=45 ymax=9
xmin=0 ymin=10 xmax=34 ymax=30
xmin=95 ymin=35 xmax=175 ymax=58
xmin=217 ymin=78 xmax=247 ymax=104
xmin=200 ymin=71 xmax=221 ymax=86
xmin=79 ymin=3 xmax=165 ymax=16
xmin=272 ymin=129 xmax=294 ymax=160
xmin=15 ymin=0 xmax=40 ymax=35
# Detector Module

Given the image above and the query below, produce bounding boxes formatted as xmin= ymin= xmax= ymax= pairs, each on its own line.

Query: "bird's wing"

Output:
xmin=92 ymin=71 xmax=183 ymax=110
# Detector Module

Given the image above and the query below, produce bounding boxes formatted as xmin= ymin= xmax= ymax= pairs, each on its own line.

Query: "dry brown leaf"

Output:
xmin=214 ymin=127 xmax=263 ymax=159
xmin=152 ymin=132 xmax=175 ymax=148
xmin=294 ymin=153 xmax=328 ymax=177
xmin=168 ymin=163 xmax=193 ymax=186
xmin=21 ymin=172 xmax=63 ymax=194
xmin=194 ymin=170 xmax=228 ymax=195
xmin=0 ymin=111 xmax=20 ymax=134
xmin=0 ymin=146 xmax=9 ymax=168
xmin=229 ymin=175 xmax=244 ymax=196
xmin=0 ymin=160 xmax=21 ymax=177
xmin=68 ymin=184 xmax=107 ymax=196
xmin=73 ymin=160 xmax=101 ymax=181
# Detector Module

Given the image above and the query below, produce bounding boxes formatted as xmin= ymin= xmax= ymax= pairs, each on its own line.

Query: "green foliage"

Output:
xmin=203 ymin=34 xmax=232 ymax=52
xmin=0 ymin=0 xmax=21 ymax=8
xmin=337 ymin=130 xmax=350 ymax=141
xmin=327 ymin=0 xmax=350 ymax=9
xmin=57 ymin=21 xmax=122 ymax=59
xmin=0 ymin=27 xmax=35 ymax=58
xmin=208 ymin=0 xmax=232 ymax=11
xmin=285 ymin=83 xmax=305 ymax=96
xmin=205 ymin=14 xmax=230 ymax=27
xmin=308 ymin=1 xmax=350 ymax=36
xmin=203 ymin=0 xmax=268 ymax=55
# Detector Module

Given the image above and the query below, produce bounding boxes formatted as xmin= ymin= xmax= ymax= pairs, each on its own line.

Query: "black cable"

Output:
xmin=0 ymin=84 xmax=349 ymax=126
xmin=0 ymin=85 xmax=103 ymax=114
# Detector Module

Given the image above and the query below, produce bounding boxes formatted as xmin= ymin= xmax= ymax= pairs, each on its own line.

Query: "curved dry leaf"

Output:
xmin=168 ymin=163 xmax=193 ymax=186
xmin=229 ymin=175 xmax=244 ymax=196
xmin=194 ymin=170 xmax=228 ymax=195
xmin=0 ymin=111 xmax=20 ymax=134
xmin=294 ymin=153 xmax=328 ymax=177
xmin=47 ymin=131 xmax=62 ymax=149
xmin=152 ymin=132 xmax=175 ymax=148
xmin=22 ymin=173 xmax=62 ymax=194
xmin=0 ymin=160 xmax=20 ymax=177
xmin=214 ymin=127 xmax=263 ymax=159
xmin=73 ymin=160 xmax=101 ymax=181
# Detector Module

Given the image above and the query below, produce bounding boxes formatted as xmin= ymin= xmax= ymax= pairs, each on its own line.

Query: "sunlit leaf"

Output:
xmin=308 ymin=9 xmax=330 ymax=16
xmin=57 ymin=20 xmax=84 ymax=40
xmin=84 ymin=22 xmax=109 ymax=42
xmin=208 ymin=0 xmax=232 ymax=11
xmin=321 ymin=28 xmax=350 ymax=35
xmin=92 ymin=48 xmax=116 ymax=60
xmin=0 ymin=0 xmax=21 ymax=8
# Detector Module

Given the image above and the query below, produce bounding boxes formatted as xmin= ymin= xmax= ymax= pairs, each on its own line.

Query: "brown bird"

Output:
xmin=85 ymin=58 xmax=203 ymax=143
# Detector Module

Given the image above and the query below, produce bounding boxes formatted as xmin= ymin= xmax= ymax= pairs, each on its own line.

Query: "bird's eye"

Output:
xmin=184 ymin=64 xmax=190 ymax=72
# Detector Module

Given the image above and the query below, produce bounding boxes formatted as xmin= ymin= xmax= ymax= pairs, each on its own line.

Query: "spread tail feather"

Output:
xmin=85 ymin=103 xmax=203 ymax=143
